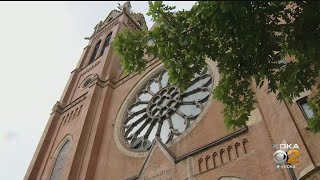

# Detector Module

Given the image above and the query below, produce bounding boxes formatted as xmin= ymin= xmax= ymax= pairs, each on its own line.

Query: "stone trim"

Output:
xmin=299 ymin=166 xmax=320 ymax=180
xmin=217 ymin=176 xmax=244 ymax=180
xmin=50 ymin=92 xmax=87 ymax=116
xmin=61 ymin=92 xmax=88 ymax=114
xmin=175 ymin=127 xmax=248 ymax=163
xmin=195 ymin=138 xmax=249 ymax=175
xmin=80 ymin=60 xmax=101 ymax=78
xmin=51 ymin=101 xmax=63 ymax=115
xmin=137 ymin=138 xmax=175 ymax=178
xmin=78 ymin=58 xmax=159 ymax=91
xmin=47 ymin=134 xmax=73 ymax=180
xmin=91 ymin=15 xmax=121 ymax=42
xmin=79 ymin=74 xmax=95 ymax=90
xmin=113 ymin=63 xmax=166 ymax=157
xmin=126 ymin=127 xmax=248 ymax=180
xmin=113 ymin=59 xmax=219 ymax=157
xmin=166 ymin=59 xmax=219 ymax=148
xmin=127 ymin=175 xmax=138 ymax=180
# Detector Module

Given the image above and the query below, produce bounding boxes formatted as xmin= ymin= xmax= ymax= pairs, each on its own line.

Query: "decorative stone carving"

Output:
xmin=212 ymin=152 xmax=218 ymax=168
xmin=242 ymin=138 xmax=248 ymax=154
xmin=220 ymin=149 xmax=225 ymax=164
xmin=122 ymin=67 xmax=213 ymax=151
xmin=198 ymin=158 xmax=203 ymax=173
xmin=51 ymin=101 xmax=63 ymax=114
xmin=118 ymin=1 xmax=132 ymax=14
xmin=235 ymin=142 xmax=241 ymax=157
xmin=197 ymin=138 xmax=249 ymax=174
xmin=205 ymin=155 xmax=210 ymax=170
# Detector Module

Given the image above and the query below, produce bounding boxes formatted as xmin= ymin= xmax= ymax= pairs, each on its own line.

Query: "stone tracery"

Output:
xmin=122 ymin=66 xmax=213 ymax=151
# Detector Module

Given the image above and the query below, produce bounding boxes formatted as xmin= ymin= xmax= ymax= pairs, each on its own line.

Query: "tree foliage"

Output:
xmin=112 ymin=1 xmax=320 ymax=132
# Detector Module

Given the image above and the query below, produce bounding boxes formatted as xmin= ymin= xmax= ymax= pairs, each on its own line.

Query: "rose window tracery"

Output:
xmin=122 ymin=66 xmax=213 ymax=151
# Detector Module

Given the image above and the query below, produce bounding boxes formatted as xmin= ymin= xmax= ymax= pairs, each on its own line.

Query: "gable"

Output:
xmin=138 ymin=138 xmax=176 ymax=179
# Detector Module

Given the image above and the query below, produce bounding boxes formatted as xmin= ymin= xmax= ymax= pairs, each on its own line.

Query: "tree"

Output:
xmin=112 ymin=1 xmax=320 ymax=132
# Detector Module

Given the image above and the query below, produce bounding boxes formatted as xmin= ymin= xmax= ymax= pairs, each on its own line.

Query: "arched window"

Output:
xmin=89 ymin=40 xmax=101 ymax=64
xmin=100 ymin=32 xmax=112 ymax=56
xmin=50 ymin=140 xmax=71 ymax=180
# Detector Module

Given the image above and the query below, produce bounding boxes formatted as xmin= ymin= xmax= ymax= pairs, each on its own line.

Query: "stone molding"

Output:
xmin=51 ymin=92 xmax=88 ymax=115
xmin=126 ymin=127 xmax=248 ymax=180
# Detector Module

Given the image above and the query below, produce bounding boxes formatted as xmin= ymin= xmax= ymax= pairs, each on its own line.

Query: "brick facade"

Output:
xmin=25 ymin=3 xmax=320 ymax=180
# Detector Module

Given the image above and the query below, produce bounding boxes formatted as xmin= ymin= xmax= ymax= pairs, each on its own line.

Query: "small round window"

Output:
xmin=79 ymin=75 xmax=93 ymax=90
xmin=121 ymin=65 xmax=213 ymax=152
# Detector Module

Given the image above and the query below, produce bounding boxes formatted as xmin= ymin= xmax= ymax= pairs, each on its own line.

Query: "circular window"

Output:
xmin=79 ymin=75 xmax=93 ymax=90
xmin=121 ymin=65 xmax=213 ymax=152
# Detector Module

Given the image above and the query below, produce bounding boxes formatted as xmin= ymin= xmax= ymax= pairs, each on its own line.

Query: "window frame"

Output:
xmin=88 ymin=40 xmax=102 ymax=64
xmin=100 ymin=32 xmax=112 ymax=56
xmin=121 ymin=66 xmax=214 ymax=152
xmin=296 ymin=96 xmax=314 ymax=121
xmin=48 ymin=135 xmax=72 ymax=180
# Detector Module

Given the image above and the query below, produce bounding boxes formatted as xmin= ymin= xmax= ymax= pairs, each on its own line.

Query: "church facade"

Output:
xmin=25 ymin=2 xmax=320 ymax=180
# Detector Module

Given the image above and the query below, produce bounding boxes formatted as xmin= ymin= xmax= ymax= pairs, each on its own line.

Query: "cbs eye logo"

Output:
xmin=273 ymin=149 xmax=300 ymax=164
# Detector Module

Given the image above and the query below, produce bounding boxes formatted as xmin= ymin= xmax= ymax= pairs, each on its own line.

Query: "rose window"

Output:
xmin=122 ymin=66 xmax=213 ymax=151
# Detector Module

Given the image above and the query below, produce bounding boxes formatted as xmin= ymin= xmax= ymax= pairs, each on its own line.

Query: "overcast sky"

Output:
xmin=0 ymin=1 xmax=196 ymax=179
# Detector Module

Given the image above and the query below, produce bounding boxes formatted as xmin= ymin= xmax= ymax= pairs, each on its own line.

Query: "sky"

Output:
xmin=0 ymin=1 xmax=196 ymax=179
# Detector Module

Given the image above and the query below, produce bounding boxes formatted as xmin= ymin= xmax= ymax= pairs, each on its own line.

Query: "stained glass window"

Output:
xmin=50 ymin=140 xmax=71 ymax=180
xmin=122 ymin=66 xmax=213 ymax=151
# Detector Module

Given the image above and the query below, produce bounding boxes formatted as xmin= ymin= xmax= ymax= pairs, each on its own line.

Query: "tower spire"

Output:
xmin=118 ymin=1 xmax=132 ymax=14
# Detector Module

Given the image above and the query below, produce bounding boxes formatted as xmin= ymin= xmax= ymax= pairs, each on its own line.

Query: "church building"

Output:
xmin=25 ymin=2 xmax=320 ymax=180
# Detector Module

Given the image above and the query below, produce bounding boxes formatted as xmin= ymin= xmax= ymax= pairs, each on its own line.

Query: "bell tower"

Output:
xmin=25 ymin=2 xmax=320 ymax=180
xmin=24 ymin=2 xmax=148 ymax=180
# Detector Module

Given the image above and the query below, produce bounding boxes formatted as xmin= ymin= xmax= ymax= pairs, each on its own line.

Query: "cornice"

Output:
xmin=126 ymin=126 xmax=249 ymax=180
xmin=61 ymin=92 xmax=88 ymax=114
xmin=51 ymin=92 xmax=88 ymax=115
xmin=51 ymin=101 xmax=63 ymax=115
xmin=80 ymin=60 xmax=101 ymax=78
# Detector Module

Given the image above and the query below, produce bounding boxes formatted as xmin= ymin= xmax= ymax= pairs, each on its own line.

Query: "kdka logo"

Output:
xmin=273 ymin=143 xmax=300 ymax=169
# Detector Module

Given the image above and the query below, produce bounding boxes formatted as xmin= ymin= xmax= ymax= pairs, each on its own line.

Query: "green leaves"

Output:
xmin=308 ymin=89 xmax=320 ymax=133
xmin=112 ymin=1 xmax=320 ymax=132
xmin=112 ymin=29 xmax=149 ymax=75
xmin=213 ymin=74 xmax=256 ymax=130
